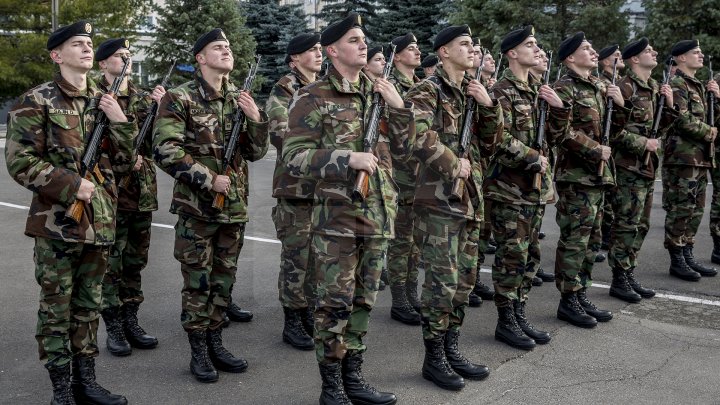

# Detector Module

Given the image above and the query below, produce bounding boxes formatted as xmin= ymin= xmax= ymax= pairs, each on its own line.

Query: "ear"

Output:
xmin=49 ymin=49 xmax=62 ymax=64
xmin=507 ymin=50 xmax=517 ymax=60
xmin=195 ymin=53 xmax=204 ymax=65
xmin=326 ymin=45 xmax=338 ymax=58
xmin=98 ymin=60 xmax=107 ymax=70
xmin=439 ymin=45 xmax=450 ymax=58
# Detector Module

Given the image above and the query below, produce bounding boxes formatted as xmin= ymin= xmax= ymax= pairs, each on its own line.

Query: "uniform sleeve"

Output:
xmin=241 ymin=108 xmax=270 ymax=162
xmin=672 ymin=78 xmax=712 ymax=142
xmin=265 ymin=83 xmax=293 ymax=154
xmin=611 ymin=81 xmax=649 ymax=156
xmin=489 ymin=87 xmax=539 ymax=169
xmin=553 ymin=80 xmax=603 ymax=161
xmin=474 ymin=100 xmax=503 ymax=160
xmin=105 ymin=111 xmax=137 ymax=176
xmin=384 ymin=101 xmax=416 ymax=163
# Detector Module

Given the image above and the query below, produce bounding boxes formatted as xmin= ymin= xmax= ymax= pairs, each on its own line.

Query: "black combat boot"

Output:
xmin=226 ymin=298 xmax=253 ymax=322
xmin=494 ymin=305 xmax=536 ymax=350
xmin=71 ymin=356 xmax=127 ymax=405
xmin=121 ymin=303 xmax=158 ymax=349
xmin=422 ymin=336 xmax=465 ymax=391
xmin=282 ymin=307 xmax=314 ymax=350
xmin=668 ymin=246 xmax=701 ymax=281
xmin=513 ymin=300 xmax=550 ymax=344
xmin=206 ymin=328 xmax=248 ymax=373
xmin=683 ymin=245 xmax=718 ymax=277
xmin=390 ymin=284 xmax=421 ymax=325
xmin=342 ymin=351 xmax=397 ymax=405
xmin=609 ymin=268 xmax=642 ymax=303
xmin=48 ymin=363 xmax=75 ymax=405
xmin=473 ymin=280 xmax=495 ymax=300
xmin=444 ymin=329 xmax=490 ymax=380
xmin=601 ymin=223 xmax=611 ymax=251
xmin=557 ymin=293 xmax=597 ymax=328
xmin=319 ymin=362 xmax=352 ymax=405
xmin=627 ymin=267 xmax=655 ymax=298
xmin=577 ymin=288 xmax=613 ymax=322
xmin=405 ymin=280 xmax=421 ymax=313
xmin=468 ymin=291 xmax=482 ymax=307
xmin=536 ymin=267 xmax=555 ymax=282
xmin=188 ymin=329 xmax=218 ymax=383
xmin=594 ymin=251 xmax=607 ymax=263
xmin=101 ymin=307 xmax=131 ymax=357
xmin=712 ymin=235 xmax=720 ymax=264
xmin=538 ymin=231 xmax=546 ymax=240
xmin=532 ymin=276 xmax=543 ymax=286
xmin=484 ymin=239 xmax=497 ymax=255
xmin=302 ymin=306 xmax=315 ymax=337
xmin=379 ymin=269 xmax=389 ymax=291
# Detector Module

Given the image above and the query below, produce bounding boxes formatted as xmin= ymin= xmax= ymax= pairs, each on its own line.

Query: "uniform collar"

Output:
xmin=502 ymin=68 xmax=534 ymax=93
xmin=54 ymin=73 xmax=101 ymax=98
xmin=194 ymin=70 xmax=236 ymax=101
xmin=327 ymin=64 xmax=371 ymax=95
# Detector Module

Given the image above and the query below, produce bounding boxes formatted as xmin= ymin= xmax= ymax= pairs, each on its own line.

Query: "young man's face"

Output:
xmin=471 ymin=45 xmax=482 ymax=69
xmin=364 ymin=52 xmax=386 ymax=77
xmin=51 ymin=36 xmax=94 ymax=72
xmin=482 ymin=53 xmax=496 ymax=73
xmin=602 ymin=49 xmax=625 ymax=71
xmin=395 ymin=43 xmax=421 ymax=69
xmin=328 ymin=28 xmax=368 ymax=69
xmin=510 ymin=36 xmax=540 ymax=68
xmin=568 ymin=40 xmax=597 ymax=70
xmin=99 ymin=48 xmax=132 ymax=77
xmin=634 ymin=45 xmax=658 ymax=70
xmin=678 ymin=47 xmax=704 ymax=70
xmin=293 ymin=43 xmax=323 ymax=74
xmin=197 ymin=40 xmax=234 ymax=73
xmin=440 ymin=35 xmax=475 ymax=71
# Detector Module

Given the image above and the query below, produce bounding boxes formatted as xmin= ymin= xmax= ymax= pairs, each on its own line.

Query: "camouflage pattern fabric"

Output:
xmin=174 ymin=214 xmax=245 ymax=331
xmin=525 ymin=205 xmax=545 ymax=288
xmin=608 ymin=168 xmax=654 ymax=271
xmin=102 ymin=211 xmax=152 ymax=309
xmin=707 ymin=73 xmax=720 ymax=237
xmin=273 ymin=198 xmax=316 ymax=309
xmin=312 ymin=235 xmax=387 ymax=364
xmin=662 ymin=165 xmax=707 ymax=248
xmin=153 ymin=70 xmax=269 ymax=224
xmin=34 ymin=237 xmax=109 ymax=368
xmin=5 ymin=74 xmax=136 ymax=245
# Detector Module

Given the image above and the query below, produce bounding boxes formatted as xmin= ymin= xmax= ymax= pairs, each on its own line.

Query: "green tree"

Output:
xmin=0 ymin=0 xmax=151 ymax=102
xmin=143 ymin=0 xmax=256 ymax=89
xmin=372 ymin=0 xmax=447 ymax=54
xmin=317 ymin=0 xmax=378 ymax=39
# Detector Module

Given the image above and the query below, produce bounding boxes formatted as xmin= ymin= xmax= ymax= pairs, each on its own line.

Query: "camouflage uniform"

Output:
xmin=153 ymin=71 xmax=269 ymax=332
xmin=707 ymin=72 xmax=720 ymax=240
xmin=267 ymin=68 xmax=317 ymax=310
xmin=487 ymin=69 xmax=570 ymax=306
xmin=405 ymin=65 xmax=503 ymax=339
xmin=596 ymin=69 xmax=622 ymax=250
xmin=5 ymin=74 xmax=135 ymax=367
xmin=282 ymin=65 xmax=415 ymax=363
xmin=552 ymin=69 xmax=628 ymax=293
xmin=99 ymin=78 xmax=158 ymax=310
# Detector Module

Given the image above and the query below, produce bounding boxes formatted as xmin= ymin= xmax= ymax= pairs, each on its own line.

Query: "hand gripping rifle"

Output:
xmin=643 ymin=59 xmax=672 ymax=167
xmin=118 ymin=60 xmax=176 ymax=189
xmin=351 ymin=44 xmax=397 ymax=201
xmin=211 ymin=55 xmax=261 ymax=210
xmin=598 ymin=57 xmax=618 ymax=176
xmin=65 ymin=57 xmax=130 ymax=223
xmin=533 ymin=51 xmax=553 ymax=191
xmin=708 ymin=56 xmax=716 ymax=168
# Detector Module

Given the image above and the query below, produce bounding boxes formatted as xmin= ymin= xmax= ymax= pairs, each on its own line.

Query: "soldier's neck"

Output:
xmin=509 ymin=63 xmax=529 ymax=83
xmin=103 ymin=73 xmax=128 ymax=92
xmin=632 ymin=66 xmax=651 ymax=82
xmin=603 ymin=67 xmax=614 ymax=76
xmin=59 ymin=67 xmax=87 ymax=92
xmin=201 ymin=68 xmax=226 ymax=93
xmin=296 ymin=65 xmax=317 ymax=83
xmin=333 ymin=63 xmax=361 ymax=83
xmin=444 ymin=62 xmax=466 ymax=86
xmin=394 ymin=63 xmax=415 ymax=81
xmin=677 ymin=66 xmax=696 ymax=78
xmin=567 ymin=65 xmax=590 ymax=79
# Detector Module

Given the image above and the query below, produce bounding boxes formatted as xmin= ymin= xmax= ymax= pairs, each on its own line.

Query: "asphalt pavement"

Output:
xmin=1 ymin=148 xmax=719 ymax=404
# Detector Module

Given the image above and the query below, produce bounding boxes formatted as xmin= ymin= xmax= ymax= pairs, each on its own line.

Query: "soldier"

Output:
xmin=405 ymin=24 xmax=500 ymax=391
xmin=712 ymin=70 xmax=720 ymax=264
xmin=282 ymin=13 xmax=412 ymax=405
xmin=663 ymin=39 xmax=719 ymax=281
xmin=553 ymin=32 xmax=628 ymax=328
xmin=5 ymin=20 xmax=132 ymax=405
xmin=488 ymin=26 xmax=570 ymax=350
xmin=363 ymin=45 xmax=386 ymax=82
xmin=386 ymin=32 xmax=423 ymax=325
xmin=480 ymin=51 xmax=497 ymax=88
xmin=95 ymin=38 xmax=162 ymax=357
xmin=421 ymin=54 xmax=439 ymax=77
xmin=607 ymin=38 xmax=678 ymax=302
xmin=153 ymin=28 xmax=269 ymax=383
xmin=266 ymin=32 xmax=323 ymax=351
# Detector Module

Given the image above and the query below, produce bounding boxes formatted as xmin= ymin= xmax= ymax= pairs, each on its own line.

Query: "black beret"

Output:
xmin=598 ymin=44 xmax=619 ymax=61
xmin=500 ymin=25 xmax=535 ymax=54
xmin=558 ymin=32 xmax=586 ymax=61
xmin=433 ymin=25 xmax=472 ymax=51
xmin=421 ymin=54 xmax=439 ymax=68
xmin=671 ymin=39 xmax=699 ymax=56
xmin=285 ymin=33 xmax=321 ymax=64
xmin=321 ymin=12 xmax=362 ymax=46
xmin=366 ymin=45 xmax=384 ymax=62
xmin=622 ymin=37 xmax=649 ymax=60
xmin=47 ymin=20 xmax=93 ymax=51
xmin=95 ymin=38 xmax=129 ymax=62
xmin=193 ymin=28 xmax=228 ymax=56
xmin=391 ymin=33 xmax=417 ymax=54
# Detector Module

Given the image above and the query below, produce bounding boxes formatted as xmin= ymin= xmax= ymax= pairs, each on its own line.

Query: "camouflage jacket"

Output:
xmin=405 ymin=65 xmax=503 ymax=221
xmin=282 ymin=65 xmax=416 ymax=238
xmin=267 ymin=68 xmax=315 ymax=200
xmin=99 ymin=77 xmax=158 ymax=212
xmin=664 ymin=69 xmax=719 ymax=167
xmin=153 ymin=71 xmax=269 ymax=223
xmin=614 ymin=70 xmax=679 ymax=178
xmin=5 ymin=74 xmax=136 ymax=245
xmin=389 ymin=69 xmax=420 ymax=203
xmin=552 ymin=69 xmax=630 ymax=186
xmin=486 ymin=69 xmax=571 ymax=205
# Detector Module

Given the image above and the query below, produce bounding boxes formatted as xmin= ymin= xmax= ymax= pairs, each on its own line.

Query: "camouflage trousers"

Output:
xmin=601 ymin=188 xmax=615 ymax=238
xmin=387 ymin=202 xmax=420 ymax=287
xmin=174 ymin=214 xmax=245 ymax=332
xmin=477 ymin=199 xmax=493 ymax=266
xmin=101 ymin=210 xmax=152 ymax=310
xmin=608 ymin=168 xmax=654 ymax=271
xmin=34 ymin=237 xmax=109 ymax=368
xmin=709 ymin=165 xmax=720 ymax=237
xmin=312 ymin=235 xmax=387 ymax=364
xmin=490 ymin=202 xmax=544 ymax=307
xmin=273 ymin=198 xmax=316 ymax=309
xmin=662 ymin=165 xmax=707 ymax=248
xmin=414 ymin=211 xmax=479 ymax=340
xmin=554 ymin=183 xmax=605 ymax=293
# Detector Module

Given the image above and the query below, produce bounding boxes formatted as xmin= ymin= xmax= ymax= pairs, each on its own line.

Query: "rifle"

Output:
xmin=642 ymin=59 xmax=672 ymax=167
xmin=598 ymin=57 xmax=618 ymax=176
xmin=708 ymin=56 xmax=716 ymax=168
xmin=118 ymin=60 xmax=176 ymax=189
xmin=450 ymin=53 xmax=485 ymax=200
xmin=352 ymin=44 xmax=397 ymax=201
xmin=556 ymin=65 xmax=563 ymax=83
xmin=493 ymin=52 xmax=502 ymax=81
xmin=533 ymin=51 xmax=553 ymax=191
xmin=211 ymin=55 xmax=261 ymax=210
xmin=65 ymin=57 xmax=130 ymax=223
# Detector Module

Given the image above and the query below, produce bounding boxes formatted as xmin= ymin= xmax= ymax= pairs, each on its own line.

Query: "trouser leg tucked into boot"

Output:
xmin=422 ymin=336 xmax=465 ymax=391
xmin=188 ymin=329 xmax=218 ymax=383
xmin=302 ymin=306 xmax=315 ymax=337
xmin=101 ymin=307 xmax=131 ymax=357
xmin=342 ymin=351 xmax=397 ymax=405
xmin=444 ymin=329 xmax=490 ymax=380
xmin=390 ymin=284 xmax=421 ymax=325
xmin=668 ymin=247 xmax=701 ymax=281
xmin=48 ymin=363 xmax=75 ymax=405
xmin=122 ymin=303 xmax=158 ymax=349
xmin=494 ymin=305 xmax=536 ymax=350
xmin=577 ymin=288 xmax=612 ymax=322
xmin=683 ymin=245 xmax=718 ymax=277
xmin=472 ymin=279 xmax=494 ymax=301
xmin=557 ymin=293 xmax=597 ymax=328
xmin=71 ymin=356 xmax=128 ymax=405
xmin=206 ymin=328 xmax=248 ymax=373
xmin=282 ymin=307 xmax=314 ymax=351
xmin=513 ymin=301 xmax=550 ymax=344
xmin=319 ymin=362 xmax=352 ymax=405
xmin=609 ymin=268 xmax=642 ymax=303
xmin=627 ymin=268 xmax=655 ymax=298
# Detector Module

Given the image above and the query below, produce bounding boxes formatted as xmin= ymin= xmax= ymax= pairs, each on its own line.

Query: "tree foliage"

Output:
xmin=317 ymin=0 xmax=378 ymax=39
xmin=372 ymin=0 xmax=445 ymax=54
